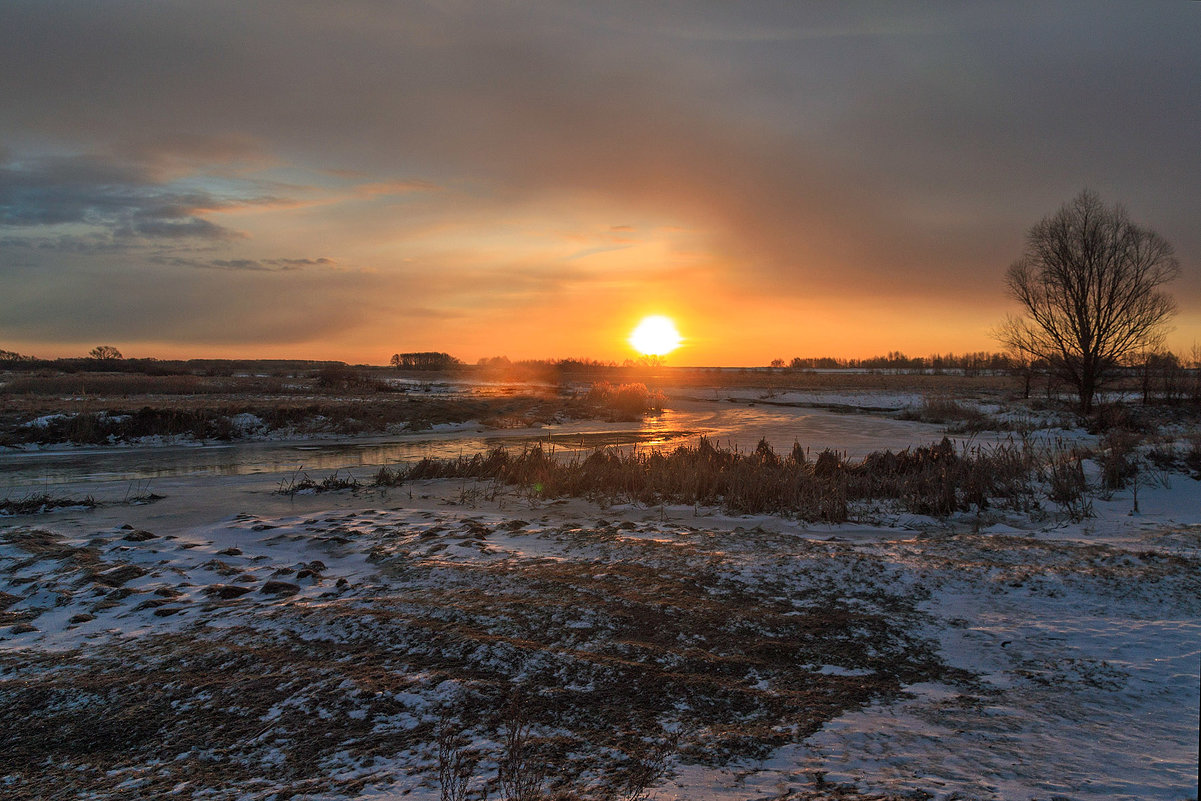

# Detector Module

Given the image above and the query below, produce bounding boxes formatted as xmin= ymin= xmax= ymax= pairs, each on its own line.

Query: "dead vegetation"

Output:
xmin=897 ymin=395 xmax=998 ymax=432
xmin=0 ymin=510 xmax=957 ymax=800
xmin=277 ymin=469 xmax=362 ymax=496
xmin=3 ymin=490 xmax=1196 ymax=799
xmin=373 ymin=436 xmax=1049 ymax=522
xmin=0 ymin=493 xmax=97 ymax=515
xmin=584 ymin=382 xmax=666 ymax=421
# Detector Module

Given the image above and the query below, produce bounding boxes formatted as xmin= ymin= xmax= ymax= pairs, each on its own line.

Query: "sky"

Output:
xmin=0 ymin=1 xmax=1198 ymax=366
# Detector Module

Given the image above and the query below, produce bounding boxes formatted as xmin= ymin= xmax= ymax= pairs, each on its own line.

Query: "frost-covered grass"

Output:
xmin=0 ymin=509 xmax=958 ymax=799
xmin=2 ymin=475 xmax=1198 ymax=800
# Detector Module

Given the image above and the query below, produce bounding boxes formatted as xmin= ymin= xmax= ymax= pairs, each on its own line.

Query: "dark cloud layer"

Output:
xmin=0 ymin=154 xmax=241 ymax=240
xmin=0 ymin=1 xmax=1196 ymax=357
xmin=150 ymin=256 xmax=335 ymax=272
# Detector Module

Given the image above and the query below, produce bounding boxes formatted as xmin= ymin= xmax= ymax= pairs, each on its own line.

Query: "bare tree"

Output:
xmin=998 ymin=190 xmax=1179 ymax=414
xmin=88 ymin=345 xmax=123 ymax=360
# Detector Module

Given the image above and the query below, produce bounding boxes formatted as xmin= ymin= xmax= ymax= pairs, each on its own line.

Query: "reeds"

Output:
xmin=277 ymin=470 xmax=361 ymax=496
xmin=898 ymin=395 xmax=996 ymax=433
xmin=585 ymin=381 xmax=666 ymax=421
xmin=0 ymin=493 xmax=97 ymax=515
xmin=372 ymin=436 xmax=1041 ymax=522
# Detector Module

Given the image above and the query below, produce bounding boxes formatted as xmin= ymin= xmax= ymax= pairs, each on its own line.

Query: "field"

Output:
xmin=1 ymin=366 xmax=1199 ymax=801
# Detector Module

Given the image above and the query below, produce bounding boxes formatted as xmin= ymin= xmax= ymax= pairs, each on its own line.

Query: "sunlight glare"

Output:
xmin=629 ymin=315 xmax=682 ymax=356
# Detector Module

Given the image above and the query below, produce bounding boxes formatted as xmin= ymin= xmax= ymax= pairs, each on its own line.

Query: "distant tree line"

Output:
xmin=0 ymin=349 xmax=35 ymax=363
xmin=389 ymin=351 xmax=463 ymax=370
xmin=477 ymin=356 xmax=620 ymax=370
xmin=0 ymin=349 xmax=345 ymax=376
xmin=771 ymin=347 xmax=1201 ymax=407
xmin=775 ymin=351 xmax=1016 ymax=375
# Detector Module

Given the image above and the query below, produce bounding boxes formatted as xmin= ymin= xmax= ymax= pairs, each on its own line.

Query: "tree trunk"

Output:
xmin=1079 ymin=372 xmax=1096 ymax=415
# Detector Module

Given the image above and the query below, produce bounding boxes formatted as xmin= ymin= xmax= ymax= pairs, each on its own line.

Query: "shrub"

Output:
xmin=902 ymin=396 xmax=991 ymax=432
xmin=313 ymin=364 xmax=385 ymax=391
xmin=1185 ymin=434 xmax=1201 ymax=477
xmin=1044 ymin=443 xmax=1093 ymax=520
xmin=585 ymin=382 xmax=665 ymax=421
xmin=1098 ymin=430 xmax=1141 ymax=491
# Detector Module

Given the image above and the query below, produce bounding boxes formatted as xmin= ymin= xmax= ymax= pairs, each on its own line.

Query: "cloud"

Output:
xmin=353 ymin=179 xmax=438 ymax=198
xmin=150 ymin=255 xmax=334 ymax=272
xmin=0 ymin=154 xmax=244 ymax=242
xmin=565 ymin=244 xmax=632 ymax=261
xmin=112 ymin=132 xmax=271 ymax=177
xmin=267 ymin=257 xmax=335 ymax=267
xmin=0 ymin=232 xmax=130 ymax=254
xmin=122 ymin=217 xmax=239 ymax=240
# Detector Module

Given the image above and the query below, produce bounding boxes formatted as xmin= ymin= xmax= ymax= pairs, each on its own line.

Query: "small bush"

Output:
xmin=1185 ymin=434 xmax=1201 ymax=477
xmin=1045 ymin=444 xmax=1092 ymax=520
xmin=585 ymin=382 xmax=665 ymax=421
xmin=313 ymin=365 xmax=386 ymax=392
xmin=900 ymin=396 xmax=991 ymax=432
xmin=1086 ymin=404 xmax=1148 ymax=434
xmin=1098 ymin=430 xmax=1141 ymax=491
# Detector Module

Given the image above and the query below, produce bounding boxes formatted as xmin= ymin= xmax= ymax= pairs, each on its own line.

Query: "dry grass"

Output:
xmin=584 ymin=382 xmax=666 ymax=421
xmin=0 ymin=493 xmax=97 ymax=515
xmin=1 ymin=520 xmax=954 ymax=800
xmin=374 ymin=437 xmax=1039 ymax=521
xmin=277 ymin=469 xmax=362 ymax=495
xmin=8 ymin=502 xmax=1192 ymax=798
xmin=897 ymin=395 xmax=997 ymax=433
xmin=0 ymin=372 xmax=288 ymax=397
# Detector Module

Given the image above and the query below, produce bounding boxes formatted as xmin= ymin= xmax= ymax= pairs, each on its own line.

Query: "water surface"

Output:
xmin=0 ymin=399 xmax=962 ymax=492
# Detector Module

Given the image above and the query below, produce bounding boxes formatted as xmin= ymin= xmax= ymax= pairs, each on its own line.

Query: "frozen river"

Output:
xmin=0 ymin=398 xmax=963 ymax=493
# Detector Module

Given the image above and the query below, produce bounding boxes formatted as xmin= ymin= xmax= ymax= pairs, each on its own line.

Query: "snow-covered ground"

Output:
xmin=1 ymin=396 xmax=1198 ymax=801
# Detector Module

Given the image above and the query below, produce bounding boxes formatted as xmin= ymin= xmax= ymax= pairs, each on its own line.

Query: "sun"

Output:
xmin=629 ymin=315 xmax=682 ymax=357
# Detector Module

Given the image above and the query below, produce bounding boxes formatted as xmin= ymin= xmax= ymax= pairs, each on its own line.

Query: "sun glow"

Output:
xmin=629 ymin=315 xmax=682 ymax=357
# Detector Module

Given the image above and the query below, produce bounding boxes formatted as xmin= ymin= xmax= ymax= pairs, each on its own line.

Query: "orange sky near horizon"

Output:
xmin=10 ymin=302 xmax=1200 ymax=367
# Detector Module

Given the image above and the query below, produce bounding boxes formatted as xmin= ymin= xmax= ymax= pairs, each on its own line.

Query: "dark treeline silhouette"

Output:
xmin=779 ymin=351 xmax=1015 ymax=375
xmin=0 ymin=353 xmax=344 ymax=376
xmin=480 ymin=356 xmax=639 ymax=370
xmin=390 ymin=351 xmax=462 ymax=370
xmin=5 ymin=347 xmax=1200 ymax=408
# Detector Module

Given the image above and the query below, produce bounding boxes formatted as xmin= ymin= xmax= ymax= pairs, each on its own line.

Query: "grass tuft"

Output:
xmin=0 ymin=493 xmax=98 ymax=515
xmin=277 ymin=470 xmax=361 ymax=496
